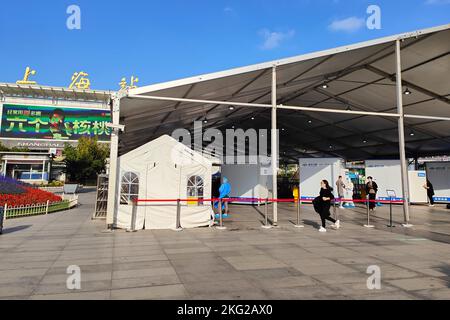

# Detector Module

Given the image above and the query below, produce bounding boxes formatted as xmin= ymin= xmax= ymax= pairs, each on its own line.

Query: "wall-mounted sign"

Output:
xmin=0 ymin=104 xmax=111 ymax=142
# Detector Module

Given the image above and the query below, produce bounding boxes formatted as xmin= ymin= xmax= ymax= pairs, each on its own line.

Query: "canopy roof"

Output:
xmin=119 ymin=23 xmax=450 ymax=162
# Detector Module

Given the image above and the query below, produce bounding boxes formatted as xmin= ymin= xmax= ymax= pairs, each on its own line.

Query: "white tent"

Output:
xmin=114 ymin=135 xmax=214 ymax=230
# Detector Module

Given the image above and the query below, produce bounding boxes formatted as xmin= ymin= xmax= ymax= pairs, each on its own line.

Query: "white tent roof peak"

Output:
xmin=121 ymin=134 xmax=212 ymax=166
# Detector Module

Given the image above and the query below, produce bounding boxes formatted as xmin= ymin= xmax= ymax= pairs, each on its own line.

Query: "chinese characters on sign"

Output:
xmin=69 ymin=72 xmax=91 ymax=89
xmin=1 ymin=104 xmax=111 ymax=142
xmin=16 ymin=67 xmax=37 ymax=85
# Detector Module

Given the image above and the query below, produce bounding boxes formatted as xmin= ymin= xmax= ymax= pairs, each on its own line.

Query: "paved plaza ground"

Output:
xmin=1 ymin=190 xmax=450 ymax=300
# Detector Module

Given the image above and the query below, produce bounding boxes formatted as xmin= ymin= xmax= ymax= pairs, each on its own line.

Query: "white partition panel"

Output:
xmin=426 ymin=162 xmax=450 ymax=203
xmin=299 ymin=158 xmax=345 ymax=200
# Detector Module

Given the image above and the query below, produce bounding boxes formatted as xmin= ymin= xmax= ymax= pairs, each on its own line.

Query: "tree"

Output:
xmin=63 ymin=137 xmax=109 ymax=184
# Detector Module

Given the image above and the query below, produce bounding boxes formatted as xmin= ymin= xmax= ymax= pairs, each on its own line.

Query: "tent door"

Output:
xmin=144 ymin=162 xmax=182 ymax=229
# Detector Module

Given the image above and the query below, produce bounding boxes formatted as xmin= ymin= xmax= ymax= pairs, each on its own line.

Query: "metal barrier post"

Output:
xmin=387 ymin=197 xmax=395 ymax=228
xmin=127 ymin=199 xmax=138 ymax=233
xmin=1 ymin=203 xmax=7 ymax=233
xmin=262 ymin=198 xmax=272 ymax=229
xmin=45 ymin=200 xmax=49 ymax=215
xmin=175 ymin=199 xmax=183 ymax=232
xmin=4 ymin=203 xmax=8 ymax=222
xmin=216 ymin=199 xmax=227 ymax=230
xmin=364 ymin=195 xmax=374 ymax=228
xmin=294 ymin=198 xmax=304 ymax=228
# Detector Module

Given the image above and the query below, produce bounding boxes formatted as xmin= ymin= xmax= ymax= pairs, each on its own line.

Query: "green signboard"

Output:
xmin=0 ymin=104 xmax=111 ymax=142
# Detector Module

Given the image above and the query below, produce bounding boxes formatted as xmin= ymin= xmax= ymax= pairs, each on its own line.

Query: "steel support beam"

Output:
xmin=395 ymin=40 xmax=412 ymax=227
xmin=106 ymin=94 xmax=121 ymax=229
xmin=271 ymin=66 xmax=278 ymax=226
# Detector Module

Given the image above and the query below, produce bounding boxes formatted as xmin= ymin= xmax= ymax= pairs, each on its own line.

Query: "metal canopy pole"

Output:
xmin=106 ymin=94 xmax=121 ymax=230
xmin=395 ymin=40 xmax=413 ymax=228
xmin=272 ymin=66 xmax=278 ymax=226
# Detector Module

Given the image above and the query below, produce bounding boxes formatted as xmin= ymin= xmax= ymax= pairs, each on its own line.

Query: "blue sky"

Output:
xmin=0 ymin=0 xmax=449 ymax=90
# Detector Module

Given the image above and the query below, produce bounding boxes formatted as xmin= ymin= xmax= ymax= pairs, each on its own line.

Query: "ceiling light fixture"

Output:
xmin=404 ymin=88 xmax=412 ymax=95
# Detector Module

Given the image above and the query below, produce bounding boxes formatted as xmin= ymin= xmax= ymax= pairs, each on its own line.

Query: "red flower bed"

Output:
xmin=0 ymin=186 xmax=62 ymax=207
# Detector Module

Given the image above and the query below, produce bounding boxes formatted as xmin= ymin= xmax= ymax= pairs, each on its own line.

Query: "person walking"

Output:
xmin=336 ymin=176 xmax=346 ymax=209
xmin=423 ymin=179 xmax=435 ymax=207
xmin=313 ymin=180 xmax=340 ymax=233
xmin=365 ymin=176 xmax=378 ymax=211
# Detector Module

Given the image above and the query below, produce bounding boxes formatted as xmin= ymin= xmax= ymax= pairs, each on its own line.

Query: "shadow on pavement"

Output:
xmin=1 ymin=225 xmax=31 ymax=234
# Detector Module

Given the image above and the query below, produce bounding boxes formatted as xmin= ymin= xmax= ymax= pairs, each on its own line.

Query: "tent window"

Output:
xmin=187 ymin=175 xmax=204 ymax=205
xmin=120 ymin=172 xmax=139 ymax=205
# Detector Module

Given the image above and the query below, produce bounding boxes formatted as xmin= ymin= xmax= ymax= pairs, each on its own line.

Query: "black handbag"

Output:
xmin=313 ymin=196 xmax=322 ymax=214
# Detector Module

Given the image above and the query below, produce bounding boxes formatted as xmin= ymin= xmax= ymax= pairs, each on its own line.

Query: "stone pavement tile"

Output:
xmin=223 ymin=255 xmax=288 ymax=271
xmin=39 ymin=271 xmax=112 ymax=284
xmin=349 ymin=264 xmax=420 ymax=280
xmin=387 ymin=277 xmax=450 ymax=291
xmin=166 ymin=251 xmax=220 ymax=261
xmin=112 ymin=267 xmax=177 ymax=280
xmin=2 ymin=255 xmax=58 ymax=263
xmin=395 ymin=260 xmax=449 ymax=269
xmin=352 ymin=291 xmax=419 ymax=300
xmin=0 ymin=275 xmax=42 ymax=287
xmin=262 ymin=285 xmax=342 ymax=300
xmin=289 ymin=263 xmax=357 ymax=276
xmin=312 ymin=272 xmax=367 ymax=285
xmin=113 ymin=254 xmax=168 ymax=264
xmin=189 ymin=289 xmax=268 ymax=300
xmin=0 ymin=285 xmax=36 ymax=298
xmin=0 ymin=260 xmax=55 ymax=271
xmin=159 ymin=240 xmax=205 ymax=248
xmin=112 ymin=274 xmax=181 ymax=290
xmin=412 ymin=288 xmax=450 ymax=300
xmin=262 ymin=247 xmax=318 ymax=262
xmin=32 ymin=280 xmax=112 ymax=295
xmin=113 ymin=248 xmax=164 ymax=257
xmin=113 ymin=260 xmax=172 ymax=271
xmin=326 ymin=282 xmax=400 ymax=297
xmin=164 ymin=247 xmax=213 ymax=255
xmin=241 ymin=268 xmax=303 ymax=279
xmin=52 ymin=257 xmax=113 ymax=268
xmin=5 ymin=250 xmax=62 ymax=259
xmin=253 ymin=276 xmax=320 ymax=289
xmin=110 ymin=284 xmax=188 ymax=300
xmin=334 ymin=257 xmax=384 ymax=266
xmin=177 ymin=270 xmax=245 ymax=283
xmin=48 ymin=263 xmax=112 ymax=275
xmin=57 ymin=250 xmax=113 ymax=261
xmin=30 ymin=290 xmax=110 ymax=300
xmin=0 ymin=268 xmax=48 ymax=283
xmin=415 ymin=268 xmax=450 ymax=278
xmin=304 ymin=247 xmax=359 ymax=258
xmin=183 ymin=279 xmax=258 ymax=296
xmin=286 ymin=258 xmax=344 ymax=268
xmin=214 ymin=250 xmax=263 ymax=259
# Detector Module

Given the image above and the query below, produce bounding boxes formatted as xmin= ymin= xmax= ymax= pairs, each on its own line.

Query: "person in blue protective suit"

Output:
xmin=215 ymin=177 xmax=231 ymax=218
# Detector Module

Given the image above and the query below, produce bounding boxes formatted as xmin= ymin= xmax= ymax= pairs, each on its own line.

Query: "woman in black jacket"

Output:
xmin=423 ymin=179 xmax=435 ymax=207
xmin=314 ymin=180 xmax=341 ymax=233
xmin=365 ymin=176 xmax=378 ymax=211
